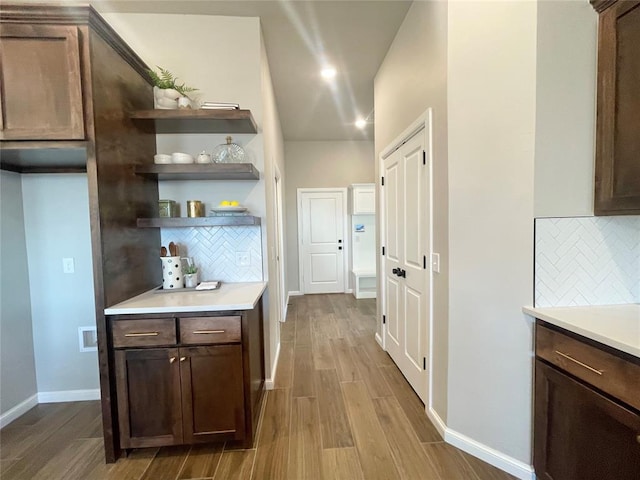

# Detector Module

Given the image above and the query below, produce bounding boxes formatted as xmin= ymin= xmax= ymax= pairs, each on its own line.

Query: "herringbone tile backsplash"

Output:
xmin=160 ymin=226 xmax=263 ymax=283
xmin=535 ymin=216 xmax=640 ymax=307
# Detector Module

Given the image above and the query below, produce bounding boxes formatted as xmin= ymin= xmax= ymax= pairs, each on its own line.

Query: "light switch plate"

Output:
xmin=431 ymin=253 xmax=440 ymax=273
xmin=62 ymin=257 xmax=75 ymax=274
xmin=235 ymin=251 xmax=250 ymax=266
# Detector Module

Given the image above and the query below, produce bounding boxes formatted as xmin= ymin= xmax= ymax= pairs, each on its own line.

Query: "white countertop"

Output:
xmin=523 ymin=304 xmax=640 ymax=358
xmin=105 ymin=282 xmax=267 ymax=315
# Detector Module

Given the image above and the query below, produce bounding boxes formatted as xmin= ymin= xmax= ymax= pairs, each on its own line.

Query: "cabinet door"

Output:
xmin=352 ymin=185 xmax=375 ymax=214
xmin=0 ymin=24 xmax=84 ymax=140
xmin=180 ymin=345 xmax=245 ymax=443
xmin=115 ymin=348 xmax=183 ymax=448
xmin=534 ymin=360 xmax=640 ymax=480
xmin=594 ymin=1 xmax=640 ymax=214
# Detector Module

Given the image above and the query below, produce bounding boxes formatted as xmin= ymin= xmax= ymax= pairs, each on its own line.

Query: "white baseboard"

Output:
xmin=444 ymin=427 xmax=535 ymax=480
xmin=427 ymin=406 xmax=447 ymax=439
xmin=0 ymin=393 xmax=38 ymax=428
xmin=288 ymin=290 xmax=303 ymax=297
xmin=38 ymin=389 xmax=100 ymax=403
xmin=375 ymin=332 xmax=384 ymax=348
xmin=264 ymin=342 xmax=281 ymax=390
xmin=345 ymin=288 xmax=353 ymax=294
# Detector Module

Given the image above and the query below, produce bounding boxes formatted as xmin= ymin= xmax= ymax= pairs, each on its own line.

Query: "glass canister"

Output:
xmin=212 ymin=136 xmax=246 ymax=164
xmin=158 ymin=199 xmax=177 ymax=217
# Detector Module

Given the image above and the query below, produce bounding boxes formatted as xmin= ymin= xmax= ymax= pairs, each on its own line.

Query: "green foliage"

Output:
xmin=148 ymin=66 xmax=198 ymax=97
xmin=184 ymin=265 xmax=198 ymax=274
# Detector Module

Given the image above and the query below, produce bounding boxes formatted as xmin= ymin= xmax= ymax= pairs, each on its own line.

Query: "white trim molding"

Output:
xmin=37 ymin=389 xmax=100 ymax=403
xmin=264 ymin=342 xmax=281 ymax=390
xmin=288 ymin=291 xmax=303 ymax=297
xmin=0 ymin=394 xmax=38 ymax=428
xmin=429 ymin=409 xmax=535 ymax=480
xmin=445 ymin=428 xmax=535 ymax=480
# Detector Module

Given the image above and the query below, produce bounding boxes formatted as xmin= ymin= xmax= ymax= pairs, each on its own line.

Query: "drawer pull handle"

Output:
xmin=637 ymin=435 xmax=640 ymax=445
xmin=180 ymin=356 xmax=186 ymax=362
xmin=192 ymin=330 xmax=225 ymax=335
xmin=169 ymin=356 xmax=176 ymax=364
xmin=124 ymin=332 xmax=159 ymax=337
xmin=555 ymin=350 xmax=603 ymax=376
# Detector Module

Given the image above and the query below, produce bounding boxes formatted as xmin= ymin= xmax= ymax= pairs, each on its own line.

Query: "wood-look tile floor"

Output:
xmin=0 ymin=294 xmax=516 ymax=480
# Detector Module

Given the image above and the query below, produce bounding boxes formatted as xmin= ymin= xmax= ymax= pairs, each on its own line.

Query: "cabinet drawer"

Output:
xmin=180 ymin=316 xmax=241 ymax=345
xmin=112 ymin=319 xmax=176 ymax=348
xmin=536 ymin=325 xmax=640 ymax=411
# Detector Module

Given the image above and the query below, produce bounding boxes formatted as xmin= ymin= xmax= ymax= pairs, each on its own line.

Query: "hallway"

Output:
xmin=0 ymin=294 xmax=515 ymax=480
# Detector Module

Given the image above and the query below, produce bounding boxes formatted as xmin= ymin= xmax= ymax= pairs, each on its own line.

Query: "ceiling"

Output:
xmin=91 ymin=1 xmax=412 ymax=141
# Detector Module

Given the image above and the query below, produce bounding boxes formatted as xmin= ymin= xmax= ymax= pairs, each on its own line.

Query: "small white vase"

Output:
xmin=185 ymin=273 xmax=199 ymax=288
xmin=154 ymin=86 xmax=181 ymax=109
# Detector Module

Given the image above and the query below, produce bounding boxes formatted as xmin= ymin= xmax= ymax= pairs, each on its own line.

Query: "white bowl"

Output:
xmin=171 ymin=152 xmax=195 ymax=164
xmin=154 ymin=154 xmax=172 ymax=164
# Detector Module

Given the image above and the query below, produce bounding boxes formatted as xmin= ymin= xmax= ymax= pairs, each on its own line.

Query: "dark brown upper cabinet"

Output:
xmin=592 ymin=0 xmax=640 ymax=215
xmin=0 ymin=24 xmax=85 ymax=141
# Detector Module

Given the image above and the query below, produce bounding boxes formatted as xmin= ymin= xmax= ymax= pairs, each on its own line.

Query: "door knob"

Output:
xmin=392 ymin=268 xmax=399 ymax=275
xmin=397 ymin=269 xmax=406 ymax=278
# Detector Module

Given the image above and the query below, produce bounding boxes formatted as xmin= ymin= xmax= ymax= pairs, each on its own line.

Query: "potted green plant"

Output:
xmin=148 ymin=66 xmax=198 ymax=109
xmin=184 ymin=264 xmax=199 ymax=288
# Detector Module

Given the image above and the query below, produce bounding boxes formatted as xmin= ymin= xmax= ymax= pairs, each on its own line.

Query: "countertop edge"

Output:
xmin=523 ymin=305 xmax=640 ymax=359
xmin=104 ymin=282 xmax=267 ymax=315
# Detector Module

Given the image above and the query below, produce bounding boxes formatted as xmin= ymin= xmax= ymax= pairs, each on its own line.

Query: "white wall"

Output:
xmin=21 ymin=174 xmax=99 ymax=395
xmin=0 ymin=171 xmax=37 ymax=416
xmin=260 ymin=27 xmax=286 ymax=379
xmin=534 ymin=0 xmax=597 ymax=217
xmin=447 ymin=0 xmax=536 ymax=469
xmin=284 ymin=140 xmax=374 ymax=292
xmin=374 ymin=0 xmax=449 ymax=420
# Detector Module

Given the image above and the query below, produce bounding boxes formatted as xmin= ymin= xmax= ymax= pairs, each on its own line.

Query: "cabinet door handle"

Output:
xmin=637 ymin=434 xmax=640 ymax=445
xmin=179 ymin=356 xmax=186 ymax=362
xmin=169 ymin=356 xmax=176 ymax=364
xmin=192 ymin=330 xmax=225 ymax=335
xmin=124 ymin=332 xmax=159 ymax=337
xmin=554 ymin=350 xmax=603 ymax=376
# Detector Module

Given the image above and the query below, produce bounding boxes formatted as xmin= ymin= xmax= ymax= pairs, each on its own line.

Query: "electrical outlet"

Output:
xmin=235 ymin=251 xmax=250 ymax=266
xmin=62 ymin=257 xmax=75 ymax=274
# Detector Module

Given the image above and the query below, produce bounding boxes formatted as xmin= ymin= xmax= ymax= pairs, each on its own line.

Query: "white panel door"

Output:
xmin=382 ymin=130 xmax=430 ymax=403
xmin=299 ymin=189 xmax=345 ymax=294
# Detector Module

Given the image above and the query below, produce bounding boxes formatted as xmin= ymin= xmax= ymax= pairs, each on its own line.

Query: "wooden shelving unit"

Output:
xmin=135 ymin=163 xmax=259 ymax=181
xmin=130 ymin=109 xmax=258 ymax=134
xmin=137 ymin=216 xmax=261 ymax=228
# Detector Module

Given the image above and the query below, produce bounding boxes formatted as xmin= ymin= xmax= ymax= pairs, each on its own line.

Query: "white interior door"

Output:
xmin=382 ymin=129 xmax=430 ymax=403
xmin=298 ymin=189 xmax=346 ymax=294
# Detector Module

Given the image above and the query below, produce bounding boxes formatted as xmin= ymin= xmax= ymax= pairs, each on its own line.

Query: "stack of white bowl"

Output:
xmin=153 ymin=153 xmax=195 ymax=164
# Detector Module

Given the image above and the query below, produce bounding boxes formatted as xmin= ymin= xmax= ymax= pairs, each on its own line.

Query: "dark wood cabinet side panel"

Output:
xmin=88 ymin=29 xmax=158 ymax=309
xmin=245 ymin=299 xmax=265 ymax=442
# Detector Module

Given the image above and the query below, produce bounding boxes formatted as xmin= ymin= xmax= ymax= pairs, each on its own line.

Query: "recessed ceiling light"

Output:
xmin=355 ymin=118 xmax=366 ymax=129
xmin=321 ymin=67 xmax=337 ymax=80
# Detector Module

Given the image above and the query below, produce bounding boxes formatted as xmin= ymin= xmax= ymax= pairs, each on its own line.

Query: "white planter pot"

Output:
xmin=153 ymin=86 xmax=182 ymax=109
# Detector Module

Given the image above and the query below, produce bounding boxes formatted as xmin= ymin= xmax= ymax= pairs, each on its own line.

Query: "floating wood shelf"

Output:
xmin=130 ymin=109 xmax=258 ymax=134
xmin=137 ymin=216 xmax=261 ymax=228
xmin=135 ymin=163 xmax=259 ymax=181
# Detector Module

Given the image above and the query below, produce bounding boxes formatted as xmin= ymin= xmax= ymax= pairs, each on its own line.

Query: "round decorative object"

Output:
xmin=212 ymin=136 xmax=246 ymax=164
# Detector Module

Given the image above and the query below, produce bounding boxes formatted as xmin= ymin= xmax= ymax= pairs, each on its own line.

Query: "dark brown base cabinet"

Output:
xmin=111 ymin=308 xmax=264 ymax=451
xmin=534 ymin=323 xmax=640 ymax=480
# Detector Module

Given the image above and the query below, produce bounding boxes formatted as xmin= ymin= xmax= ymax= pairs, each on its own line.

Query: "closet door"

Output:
xmin=382 ymin=130 xmax=430 ymax=403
